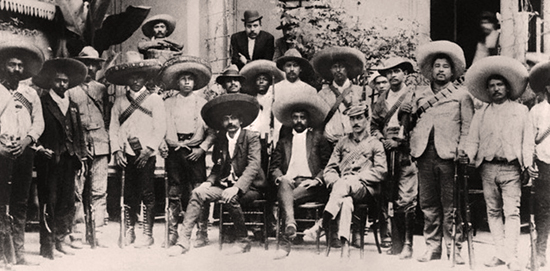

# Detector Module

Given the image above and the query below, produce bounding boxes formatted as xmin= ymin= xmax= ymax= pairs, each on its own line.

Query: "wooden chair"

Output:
xmin=217 ymin=199 xmax=269 ymax=250
xmin=275 ymin=201 xmax=325 ymax=254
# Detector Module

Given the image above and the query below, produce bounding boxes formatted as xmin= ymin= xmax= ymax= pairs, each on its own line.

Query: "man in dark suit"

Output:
xmin=230 ymin=10 xmax=274 ymax=70
xmin=32 ymin=58 xmax=89 ymax=259
xmin=168 ymin=93 xmax=265 ymax=256
xmin=270 ymin=93 xmax=331 ymax=259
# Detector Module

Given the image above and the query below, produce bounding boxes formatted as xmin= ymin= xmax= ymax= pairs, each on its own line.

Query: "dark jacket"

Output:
xmin=230 ymin=30 xmax=274 ymax=69
xmin=207 ymin=129 xmax=266 ymax=193
xmin=269 ymin=128 xmax=332 ymax=185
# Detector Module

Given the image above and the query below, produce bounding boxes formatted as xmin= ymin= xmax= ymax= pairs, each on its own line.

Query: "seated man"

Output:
xmin=168 ymin=93 xmax=266 ymax=256
xmin=270 ymin=93 xmax=331 ymax=259
xmin=322 ymin=104 xmax=387 ymax=250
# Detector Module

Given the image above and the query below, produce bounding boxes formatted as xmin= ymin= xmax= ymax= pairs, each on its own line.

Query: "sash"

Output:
xmin=535 ymin=122 xmax=550 ymax=145
xmin=323 ymin=84 xmax=354 ymax=126
xmin=381 ymin=89 xmax=410 ymax=128
xmin=13 ymin=92 xmax=32 ymax=115
xmin=414 ymin=84 xmax=457 ymax=119
xmin=119 ymin=91 xmax=152 ymax=125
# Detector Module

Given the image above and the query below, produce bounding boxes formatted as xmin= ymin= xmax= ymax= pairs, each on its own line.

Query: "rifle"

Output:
xmin=2 ymin=205 xmax=16 ymax=268
xmin=118 ymin=168 xmax=126 ymax=249
xmin=83 ymin=159 xmax=97 ymax=248
xmin=460 ymin=162 xmax=475 ymax=269
xmin=387 ymin=150 xmax=397 ymax=219
xmin=164 ymin=170 xmax=170 ymax=249
xmin=529 ymin=177 xmax=538 ymax=271
xmin=450 ymin=163 xmax=459 ymax=267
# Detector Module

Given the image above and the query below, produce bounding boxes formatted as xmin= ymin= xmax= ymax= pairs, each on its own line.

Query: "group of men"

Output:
xmin=0 ymin=9 xmax=548 ymax=271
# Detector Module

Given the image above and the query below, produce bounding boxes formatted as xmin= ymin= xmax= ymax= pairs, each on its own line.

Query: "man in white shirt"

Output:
xmin=106 ymin=51 xmax=165 ymax=249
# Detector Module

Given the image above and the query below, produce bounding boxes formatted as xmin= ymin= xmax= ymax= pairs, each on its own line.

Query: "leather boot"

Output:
xmin=135 ymin=204 xmax=154 ymax=248
xmin=388 ymin=212 xmax=405 ymax=255
xmin=162 ymin=201 xmax=179 ymax=248
xmin=399 ymin=212 xmax=414 ymax=260
xmin=194 ymin=206 xmax=209 ymax=248
xmin=124 ymin=207 xmax=136 ymax=246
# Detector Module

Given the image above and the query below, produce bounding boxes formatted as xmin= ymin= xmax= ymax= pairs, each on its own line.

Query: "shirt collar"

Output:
xmin=49 ymin=89 xmax=68 ymax=103
xmin=332 ymin=78 xmax=351 ymax=90
xmin=349 ymin=130 xmax=369 ymax=143
xmin=226 ymin=128 xmax=242 ymax=142
xmin=292 ymin=128 xmax=310 ymax=136
xmin=127 ymin=86 xmax=147 ymax=98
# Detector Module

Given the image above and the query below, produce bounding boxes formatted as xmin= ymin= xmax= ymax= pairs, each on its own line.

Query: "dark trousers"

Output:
xmin=124 ymin=155 xmax=156 ymax=227
xmin=535 ymin=160 xmax=550 ymax=256
xmin=0 ymin=147 xmax=34 ymax=260
xmin=278 ymin=177 xmax=327 ymax=227
xmin=165 ymin=148 xmax=206 ymax=208
xmin=36 ymin=152 xmax=78 ymax=252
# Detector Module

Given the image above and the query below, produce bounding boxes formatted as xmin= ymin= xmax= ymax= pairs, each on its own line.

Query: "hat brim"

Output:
xmin=276 ymin=56 xmax=314 ymax=80
xmin=141 ymin=14 xmax=176 ymax=38
xmin=74 ymin=56 xmax=105 ymax=63
xmin=106 ymin=59 xmax=161 ymax=86
xmin=377 ymin=58 xmax=415 ymax=75
xmin=242 ymin=16 xmax=263 ymax=23
xmin=273 ymin=92 xmax=330 ymax=128
xmin=311 ymin=47 xmax=365 ymax=81
xmin=240 ymin=60 xmax=284 ymax=91
xmin=201 ymin=93 xmax=260 ymax=131
xmin=529 ymin=61 xmax=550 ymax=93
xmin=32 ymin=58 xmax=87 ymax=89
xmin=159 ymin=56 xmax=212 ymax=90
xmin=417 ymin=40 xmax=466 ymax=81
xmin=465 ymin=56 xmax=528 ymax=103
xmin=0 ymin=41 xmax=44 ymax=80
xmin=215 ymin=75 xmax=246 ymax=85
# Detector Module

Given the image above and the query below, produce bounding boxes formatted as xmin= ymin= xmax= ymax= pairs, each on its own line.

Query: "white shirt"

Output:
xmin=284 ymin=129 xmax=313 ymax=180
xmin=332 ymin=78 xmax=352 ymax=93
xmin=246 ymin=86 xmax=273 ymax=139
xmin=526 ymin=100 xmax=550 ymax=164
xmin=248 ymin=37 xmax=255 ymax=60
xmin=226 ymin=128 xmax=241 ymax=159
xmin=0 ymin=83 xmax=44 ymax=142
xmin=49 ymin=90 xmax=70 ymax=115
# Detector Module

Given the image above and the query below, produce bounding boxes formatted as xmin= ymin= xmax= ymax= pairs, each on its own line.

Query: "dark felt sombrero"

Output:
xmin=240 ymin=60 xmax=284 ymax=92
xmin=529 ymin=61 xmax=550 ymax=93
xmin=201 ymin=93 xmax=260 ymax=131
xmin=0 ymin=41 xmax=44 ymax=80
xmin=105 ymin=51 xmax=161 ymax=86
xmin=32 ymin=58 xmax=87 ymax=89
xmin=273 ymin=91 xmax=330 ymax=128
xmin=416 ymin=40 xmax=466 ymax=81
xmin=141 ymin=14 xmax=176 ymax=38
xmin=311 ymin=46 xmax=365 ymax=81
xmin=159 ymin=55 xmax=212 ymax=90
xmin=275 ymin=48 xmax=314 ymax=79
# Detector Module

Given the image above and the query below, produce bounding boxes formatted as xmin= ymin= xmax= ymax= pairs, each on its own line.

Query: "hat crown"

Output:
xmin=124 ymin=51 xmax=144 ymax=63
xmin=243 ymin=10 xmax=262 ymax=23
xmin=78 ymin=46 xmax=100 ymax=59
xmin=221 ymin=64 xmax=240 ymax=76
xmin=346 ymin=103 xmax=368 ymax=116
xmin=283 ymin=48 xmax=302 ymax=59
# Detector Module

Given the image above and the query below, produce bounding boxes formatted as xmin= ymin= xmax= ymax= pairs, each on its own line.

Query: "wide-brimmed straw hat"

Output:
xmin=240 ymin=60 xmax=284 ymax=91
xmin=201 ymin=93 xmax=260 ymax=131
xmin=32 ymin=58 xmax=87 ymax=89
xmin=73 ymin=46 xmax=104 ymax=63
xmin=465 ymin=56 xmax=528 ymax=102
xmin=377 ymin=57 xmax=415 ymax=75
xmin=275 ymin=48 xmax=314 ymax=79
xmin=273 ymin=92 xmax=330 ymax=128
xmin=141 ymin=14 xmax=176 ymax=38
xmin=529 ymin=61 xmax=550 ymax=93
xmin=0 ymin=41 xmax=44 ymax=80
xmin=417 ymin=40 xmax=466 ymax=81
xmin=311 ymin=46 xmax=365 ymax=81
xmin=105 ymin=51 xmax=161 ymax=86
xmin=159 ymin=55 xmax=212 ymax=90
xmin=242 ymin=10 xmax=263 ymax=23
xmin=216 ymin=65 xmax=246 ymax=85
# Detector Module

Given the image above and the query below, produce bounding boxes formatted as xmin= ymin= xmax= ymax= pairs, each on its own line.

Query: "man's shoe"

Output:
xmin=167 ymin=245 xmax=188 ymax=257
xmin=351 ymin=232 xmax=362 ymax=248
xmin=381 ymin=238 xmax=392 ymax=249
xmin=68 ymin=239 xmax=84 ymax=249
xmin=224 ymin=242 xmax=251 ymax=255
xmin=285 ymin=224 xmax=297 ymax=239
xmin=303 ymin=222 xmax=322 ymax=241
xmin=55 ymin=242 xmax=75 ymax=256
xmin=124 ymin=230 xmax=136 ymax=246
xmin=417 ymin=249 xmax=441 ymax=262
xmin=484 ymin=257 xmax=506 ymax=267
xmin=330 ymin=237 xmax=341 ymax=248
xmin=292 ymin=235 xmax=304 ymax=245
xmin=194 ymin=237 xmax=209 ymax=248
xmin=399 ymin=244 xmax=413 ymax=260
xmin=507 ymin=261 xmax=521 ymax=271
xmin=273 ymin=249 xmax=290 ymax=260
xmin=134 ymin=235 xmax=154 ymax=249
xmin=451 ymin=252 xmax=465 ymax=265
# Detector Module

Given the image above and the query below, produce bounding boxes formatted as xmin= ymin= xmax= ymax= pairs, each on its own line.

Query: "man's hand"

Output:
xmin=221 ymin=187 xmax=239 ymax=204
xmin=186 ymin=147 xmax=205 ymax=162
xmin=10 ymin=136 xmax=32 ymax=157
xmin=114 ymin=150 xmax=127 ymax=168
xmin=457 ymin=150 xmax=469 ymax=164
xmin=381 ymin=138 xmax=399 ymax=150
xmin=400 ymin=102 xmax=413 ymax=114
xmin=238 ymin=53 xmax=248 ymax=65
xmin=199 ymin=182 xmax=212 ymax=189
xmin=299 ymin=179 xmax=320 ymax=190
xmin=527 ymin=165 xmax=539 ymax=179
xmin=159 ymin=143 xmax=169 ymax=159
xmin=0 ymin=143 xmax=13 ymax=159
xmin=135 ymin=147 xmax=154 ymax=169
xmin=36 ymin=146 xmax=54 ymax=160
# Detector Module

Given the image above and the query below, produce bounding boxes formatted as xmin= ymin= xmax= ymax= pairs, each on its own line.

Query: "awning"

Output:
xmin=0 ymin=0 xmax=56 ymax=20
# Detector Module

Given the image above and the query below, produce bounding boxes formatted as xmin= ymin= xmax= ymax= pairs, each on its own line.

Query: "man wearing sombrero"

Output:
xmin=138 ymin=14 xmax=183 ymax=61
xmin=269 ymin=92 xmax=331 ymax=259
xmin=168 ymin=93 xmax=266 ymax=256
xmin=462 ymin=56 xmax=530 ymax=271
xmin=230 ymin=10 xmax=275 ymax=70
xmin=106 ymin=51 xmax=166 ymax=249
xmin=160 ymin=55 xmax=216 ymax=248
xmin=216 ymin=65 xmax=246 ymax=94
xmin=313 ymin=46 xmax=367 ymax=145
xmin=273 ymin=14 xmax=306 ymax=60
xmin=0 ymin=40 xmax=44 ymax=265
xmin=67 ymin=46 xmax=109 ymax=248
xmin=32 ymin=58 xmax=89 ymax=259
xmin=525 ymin=61 xmax=550 ymax=268
xmin=371 ymin=56 xmax=418 ymax=259
xmin=400 ymin=41 xmax=474 ymax=264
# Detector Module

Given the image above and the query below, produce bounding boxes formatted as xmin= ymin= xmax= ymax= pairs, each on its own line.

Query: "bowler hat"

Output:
xmin=201 ymin=93 xmax=260 ymax=131
xmin=32 ymin=58 xmax=87 ymax=89
xmin=242 ymin=10 xmax=263 ymax=24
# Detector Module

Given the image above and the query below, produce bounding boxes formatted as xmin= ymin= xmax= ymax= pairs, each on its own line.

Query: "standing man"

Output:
xmin=168 ymin=93 xmax=265 ymax=256
xmin=138 ymin=14 xmax=183 ymax=61
xmin=32 ymin=58 xmax=89 ymax=259
xmin=369 ymin=72 xmax=390 ymax=100
xmin=371 ymin=56 xmax=418 ymax=259
xmin=462 ymin=56 xmax=529 ymax=271
xmin=0 ymin=41 xmax=44 ymax=265
xmin=270 ymin=93 xmax=331 ymax=259
xmin=273 ymin=15 xmax=307 ymax=60
xmin=322 ymin=104 xmax=387 ymax=250
xmin=400 ymin=41 xmax=473 ymax=264
xmin=216 ymin=65 xmax=246 ymax=94
xmin=230 ymin=10 xmax=274 ymax=70
xmin=526 ymin=61 xmax=550 ymax=268
xmin=159 ymin=55 xmax=216 ymax=248
xmin=312 ymin=46 xmax=367 ymax=146
xmin=68 ymin=46 xmax=109 ymax=247
xmin=106 ymin=52 xmax=165 ymax=249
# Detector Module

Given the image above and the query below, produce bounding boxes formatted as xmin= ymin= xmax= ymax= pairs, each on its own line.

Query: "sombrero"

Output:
xmin=32 ymin=58 xmax=87 ymax=89
xmin=0 ymin=40 xmax=44 ymax=80
xmin=159 ymin=55 xmax=212 ymax=90
xmin=529 ymin=61 xmax=550 ymax=93
xmin=73 ymin=46 xmax=104 ymax=63
xmin=377 ymin=57 xmax=415 ymax=75
xmin=141 ymin=14 xmax=176 ymax=38
xmin=311 ymin=46 xmax=365 ymax=81
xmin=105 ymin=51 xmax=161 ymax=86
xmin=416 ymin=40 xmax=465 ymax=81
xmin=216 ymin=65 xmax=246 ymax=85
xmin=273 ymin=92 xmax=330 ymax=128
xmin=275 ymin=48 xmax=314 ymax=79
xmin=201 ymin=93 xmax=260 ymax=131
xmin=240 ymin=60 xmax=284 ymax=92
xmin=465 ymin=56 xmax=528 ymax=102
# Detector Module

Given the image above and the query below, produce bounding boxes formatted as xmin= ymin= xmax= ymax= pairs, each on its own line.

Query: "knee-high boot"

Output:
xmin=388 ymin=212 xmax=405 ymax=255
xmin=399 ymin=211 xmax=415 ymax=259
xmin=135 ymin=204 xmax=154 ymax=248
xmin=124 ymin=206 xmax=136 ymax=246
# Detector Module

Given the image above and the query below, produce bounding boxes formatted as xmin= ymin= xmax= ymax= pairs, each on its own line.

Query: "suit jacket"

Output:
xmin=207 ymin=129 xmax=266 ymax=193
xmin=37 ymin=93 xmax=88 ymax=163
xmin=230 ymin=30 xmax=274 ymax=69
xmin=269 ymin=129 xmax=331 ymax=184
